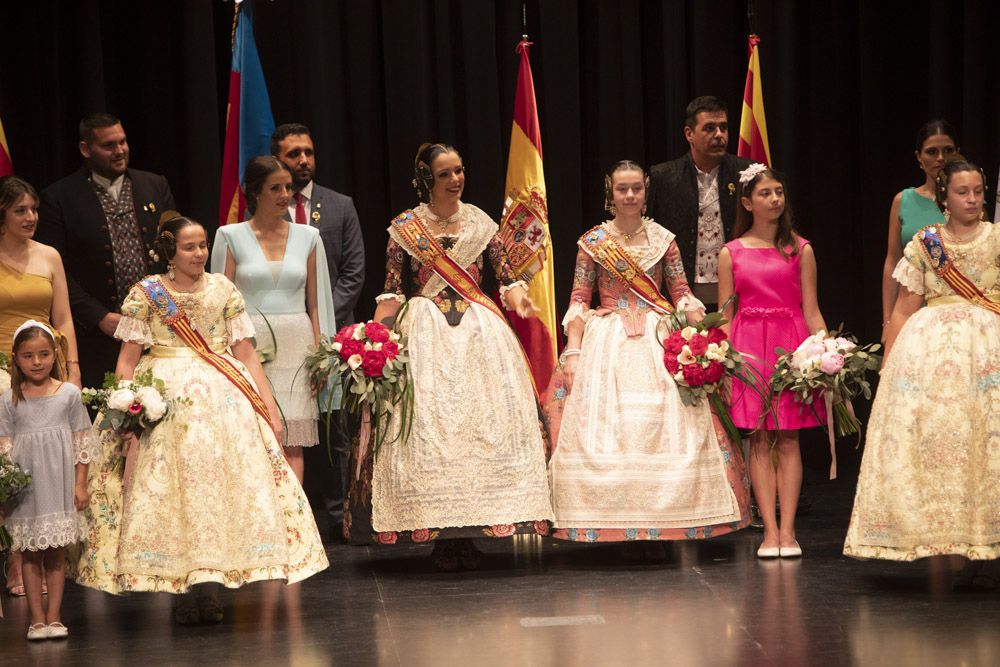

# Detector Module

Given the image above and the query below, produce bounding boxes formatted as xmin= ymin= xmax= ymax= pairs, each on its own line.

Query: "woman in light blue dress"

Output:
xmin=212 ymin=157 xmax=335 ymax=482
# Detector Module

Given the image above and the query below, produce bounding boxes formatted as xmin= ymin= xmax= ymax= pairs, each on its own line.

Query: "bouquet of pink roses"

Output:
xmin=302 ymin=319 xmax=413 ymax=456
xmin=661 ymin=310 xmax=771 ymax=449
xmin=771 ymin=329 xmax=881 ymax=439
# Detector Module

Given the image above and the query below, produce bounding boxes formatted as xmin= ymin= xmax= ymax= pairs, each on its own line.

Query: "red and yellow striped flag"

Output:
xmin=737 ymin=34 xmax=772 ymax=166
xmin=499 ymin=39 xmax=558 ymax=390
xmin=0 ymin=117 xmax=13 ymax=176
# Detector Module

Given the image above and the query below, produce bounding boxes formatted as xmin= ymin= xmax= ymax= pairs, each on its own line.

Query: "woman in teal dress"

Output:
xmin=880 ymin=120 xmax=957 ymax=339
xmin=212 ymin=157 xmax=336 ymax=483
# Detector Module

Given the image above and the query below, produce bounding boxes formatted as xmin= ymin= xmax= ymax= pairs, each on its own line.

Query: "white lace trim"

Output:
xmin=115 ymin=315 xmax=153 ymax=347
xmin=227 ymin=310 xmax=256 ymax=344
xmin=892 ymin=257 xmax=925 ymax=295
xmin=675 ymin=294 xmax=707 ymax=315
xmin=376 ymin=292 xmax=406 ymax=304
xmin=6 ymin=512 xmax=87 ymax=552
xmin=561 ymin=301 xmax=594 ymax=333
xmin=0 ymin=435 xmax=11 ymax=456
xmin=73 ymin=429 xmax=94 ymax=465
xmin=499 ymin=280 xmax=529 ymax=310
xmin=388 ymin=203 xmax=499 ymax=300
xmin=282 ymin=418 xmax=319 ymax=448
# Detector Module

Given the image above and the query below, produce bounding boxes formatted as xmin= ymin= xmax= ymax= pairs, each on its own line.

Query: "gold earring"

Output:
xmin=167 ymin=261 xmax=175 ymax=281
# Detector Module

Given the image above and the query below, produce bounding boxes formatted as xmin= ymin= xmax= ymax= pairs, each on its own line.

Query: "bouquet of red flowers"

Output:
xmin=660 ymin=310 xmax=770 ymax=449
xmin=303 ymin=319 xmax=412 ymax=455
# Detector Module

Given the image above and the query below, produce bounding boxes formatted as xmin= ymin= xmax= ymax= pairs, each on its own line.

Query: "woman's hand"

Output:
xmin=268 ymin=404 xmax=286 ymax=450
xmin=684 ymin=309 xmax=704 ymax=326
xmin=562 ymin=354 xmax=579 ymax=390
xmin=74 ymin=481 xmax=89 ymax=510
xmin=506 ymin=285 xmax=541 ymax=319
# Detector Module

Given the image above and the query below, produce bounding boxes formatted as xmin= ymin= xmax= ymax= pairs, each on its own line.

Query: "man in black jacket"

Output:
xmin=37 ymin=113 xmax=175 ymax=388
xmin=647 ymin=96 xmax=752 ymax=311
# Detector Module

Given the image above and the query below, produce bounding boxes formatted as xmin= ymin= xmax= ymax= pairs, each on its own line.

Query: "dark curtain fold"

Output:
xmin=2 ymin=1 xmax=999 ymax=470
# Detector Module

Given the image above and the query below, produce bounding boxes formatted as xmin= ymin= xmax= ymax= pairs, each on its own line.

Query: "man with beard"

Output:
xmin=37 ymin=112 xmax=175 ymax=388
xmin=647 ymin=96 xmax=751 ymax=311
xmin=271 ymin=122 xmax=365 ymax=542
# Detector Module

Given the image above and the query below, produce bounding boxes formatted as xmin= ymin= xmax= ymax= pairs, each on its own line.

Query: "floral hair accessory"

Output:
xmin=738 ymin=163 xmax=768 ymax=185
xmin=13 ymin=319 xmax=54 ymax=340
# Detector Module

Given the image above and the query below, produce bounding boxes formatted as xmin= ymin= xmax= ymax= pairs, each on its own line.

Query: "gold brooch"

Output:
xmin=312 ymin=211 xmax=321 ymax=221
xmin=727 ymin=183 xmax=735 ymax=196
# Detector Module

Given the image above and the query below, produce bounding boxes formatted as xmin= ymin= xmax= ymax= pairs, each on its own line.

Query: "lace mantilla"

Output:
xmin=893 ymin=257 xmax=925 ymax=295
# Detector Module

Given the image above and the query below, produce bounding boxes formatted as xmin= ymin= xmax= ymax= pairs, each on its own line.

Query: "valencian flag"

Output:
xmin=499 ymin=39 xmax=558 ymax=390
xmin=219 ymin=0 xmax=275 ymax=225
xmin=737 ymin=34 xmax=772 ymax=166
xmin=0 ymin=116 xmax=12 ymax=176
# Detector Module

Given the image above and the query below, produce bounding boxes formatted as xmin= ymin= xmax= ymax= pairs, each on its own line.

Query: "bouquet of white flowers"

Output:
xmin=0 ymin=453 xmax=32 ymax=550
xmin=82 ymin=370 xmax=187 ymax=476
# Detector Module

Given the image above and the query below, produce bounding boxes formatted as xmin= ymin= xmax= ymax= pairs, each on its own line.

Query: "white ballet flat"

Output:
xmin=757 ymin=545 xmax=780 ymax=558
xmin=779 ymin=543 xmax=802 ymax=558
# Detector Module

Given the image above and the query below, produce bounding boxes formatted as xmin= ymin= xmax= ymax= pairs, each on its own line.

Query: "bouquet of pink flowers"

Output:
xmin=661 ymin=310 xmax=770 ymax=448
xmin=303 ymin=319 xmax=413 ymax=455
xmin=771 ymin=329 xmax=882 ymax=438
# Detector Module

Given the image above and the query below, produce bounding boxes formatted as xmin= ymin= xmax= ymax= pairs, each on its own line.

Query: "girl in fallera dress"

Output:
xmin=880 ymin=120 xmax=956 ymax=340
xmin=545 ymin=161 xmax=750 ymax=549
xmin=77 ymin=214 xmax=327 ymax=624
xmin=845 ymin=158 xmax=1000 ymax=581
xmin=0 ymin=322 xmax=91 ymax=640
xmin=718 ymin=164 xmax=827 ymax=559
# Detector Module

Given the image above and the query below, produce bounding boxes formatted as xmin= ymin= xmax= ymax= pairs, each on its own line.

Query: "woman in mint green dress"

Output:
xmin=211 ymin=157 xmax=335 ymax=482
xmin=880 ymin=120 xmax=957 ymax=339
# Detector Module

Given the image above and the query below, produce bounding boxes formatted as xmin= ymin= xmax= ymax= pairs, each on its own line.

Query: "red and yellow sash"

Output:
xmin=138 ymin=276 xmax=276 ymax=436
xmin=578 ymin=225 xmax=675 ymax=315
xmin=918 ymin=224 xmax=1000 ymax=316
xmin=390 ymin=209 xmax=538 ymax=396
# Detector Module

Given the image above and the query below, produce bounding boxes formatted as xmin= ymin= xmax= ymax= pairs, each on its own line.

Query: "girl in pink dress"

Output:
xmin=717 ymin=165 xmax=827 ymax=559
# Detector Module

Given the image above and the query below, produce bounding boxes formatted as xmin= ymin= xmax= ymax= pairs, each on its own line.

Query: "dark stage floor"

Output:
xmin=3 ymin=481 xmax=999 ymax=667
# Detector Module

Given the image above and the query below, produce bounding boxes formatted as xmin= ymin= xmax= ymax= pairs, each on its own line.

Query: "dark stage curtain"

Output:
xmin=1 ymin=1 xmax=998 ymax=471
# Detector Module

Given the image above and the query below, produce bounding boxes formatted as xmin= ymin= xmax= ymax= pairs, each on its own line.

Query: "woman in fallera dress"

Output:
xmin=545 ymin=160 xmax=750 ymax=549
xmin=845 ymin=157 xmax=1000 ymax=581
xmin=77 ymin=214 xmax=327 ymax=623
xmin=345 ymin=142 xmax=553 ymax=570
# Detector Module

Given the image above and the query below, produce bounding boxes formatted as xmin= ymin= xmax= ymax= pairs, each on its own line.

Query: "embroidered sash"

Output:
xmin=918 ymin=224 xmax=1000 ymax=317
xmin=137 ymin=276 xmax=276 ymax=435
xmin=390 ymin=209 xmax=538 ymax=396
xmin=578 ymin=225 xmax=675 ymax=315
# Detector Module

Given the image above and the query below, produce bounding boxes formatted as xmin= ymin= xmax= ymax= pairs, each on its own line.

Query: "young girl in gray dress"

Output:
xmin=0 ymin=321 xmax=91 ymax=640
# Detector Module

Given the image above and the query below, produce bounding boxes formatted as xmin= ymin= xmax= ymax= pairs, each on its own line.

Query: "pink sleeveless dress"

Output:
xmin=726 ymin=236 xmax=823 ymax=430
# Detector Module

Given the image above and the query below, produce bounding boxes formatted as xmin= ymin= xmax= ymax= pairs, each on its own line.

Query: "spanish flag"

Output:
xmin=737 ymin=34 xmax=772 ymax=166
xmin=218 ymin=0 xmax=275 ymax=226
xmin=499 ymin=39 xmax=557 ymax=390
xmin=0 ymin=117 xmax=12 ymax=176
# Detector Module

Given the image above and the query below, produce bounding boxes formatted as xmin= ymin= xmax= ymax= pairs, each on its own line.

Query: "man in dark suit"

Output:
xmin=272 ymin=123 xmax=365 ymax=541
xmin=647 ymin=96 xmax=752 ymax=311
xmin=37 ymin=113 xmax=174 ymax=389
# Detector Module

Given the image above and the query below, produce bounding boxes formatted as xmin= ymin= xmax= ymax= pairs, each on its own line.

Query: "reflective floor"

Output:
xmin=3 ymin=482 xmax=1000 ymax=666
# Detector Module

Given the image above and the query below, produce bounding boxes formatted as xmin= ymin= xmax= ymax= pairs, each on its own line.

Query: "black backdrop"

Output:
xmin=2 ymin=0 xmax=999 ymax=472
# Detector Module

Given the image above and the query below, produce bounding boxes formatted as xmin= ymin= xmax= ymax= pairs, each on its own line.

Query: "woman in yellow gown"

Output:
xmin=0 ymin=176 xmax=81 ymax=597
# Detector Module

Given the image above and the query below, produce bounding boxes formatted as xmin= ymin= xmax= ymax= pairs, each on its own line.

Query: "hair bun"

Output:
xmin=157 ymin=210 xmax=183 ymax=233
